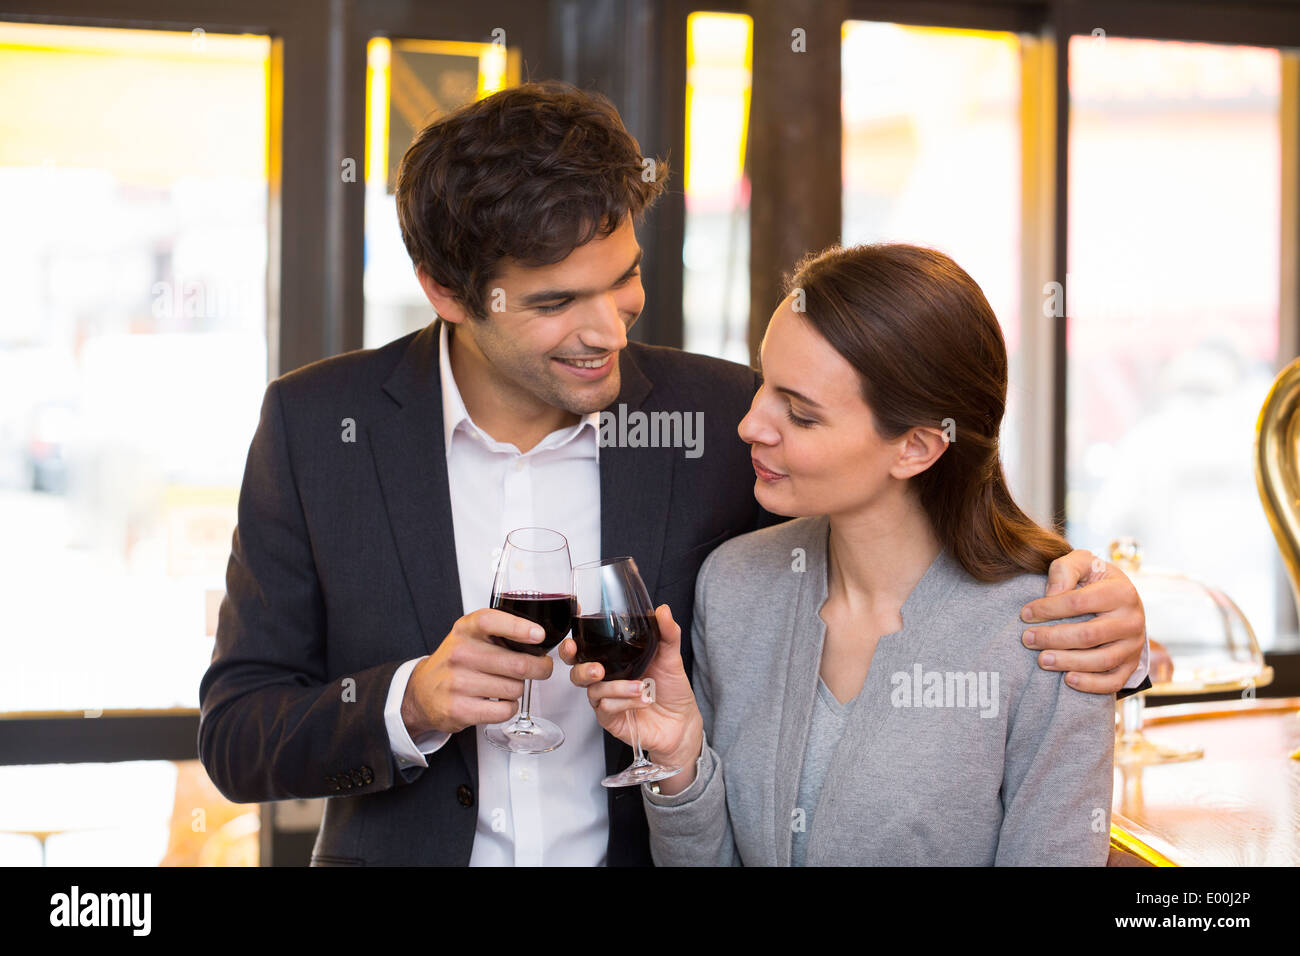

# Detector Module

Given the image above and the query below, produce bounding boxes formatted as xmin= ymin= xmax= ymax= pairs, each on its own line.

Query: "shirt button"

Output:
xmin=519 ymin=769 xmax=531 ymax=781
xmin=512 ymin=460 xmax=525 ymax=472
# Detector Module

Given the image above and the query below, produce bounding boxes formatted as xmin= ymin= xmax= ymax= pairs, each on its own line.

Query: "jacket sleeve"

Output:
xmin=642 ymin=549 xmax=742 ymax=865
xmin=198 ymin=379 xmax=424 ymax=803
xmin=994 ymin=613 xmax=1115 ymax=865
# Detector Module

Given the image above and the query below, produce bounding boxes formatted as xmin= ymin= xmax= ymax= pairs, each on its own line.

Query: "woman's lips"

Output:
xmin=752 ymin=457 xmax=787 ymax=482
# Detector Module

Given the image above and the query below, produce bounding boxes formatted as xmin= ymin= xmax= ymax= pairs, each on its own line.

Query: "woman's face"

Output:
xmin=738 ymin=298 xmax=935 ymax=519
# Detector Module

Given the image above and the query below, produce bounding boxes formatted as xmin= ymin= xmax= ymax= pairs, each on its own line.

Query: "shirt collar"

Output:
xmin=438 ymin=319 xmax=601 ymax=460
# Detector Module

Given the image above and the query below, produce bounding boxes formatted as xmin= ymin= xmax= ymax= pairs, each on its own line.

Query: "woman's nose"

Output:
xmin=738 ymin=398 xmax=775 ymax=446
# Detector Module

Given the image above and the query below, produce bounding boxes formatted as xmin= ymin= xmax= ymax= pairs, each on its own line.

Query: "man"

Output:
xmin=198 ymin=80 xmax=1148 ymax=866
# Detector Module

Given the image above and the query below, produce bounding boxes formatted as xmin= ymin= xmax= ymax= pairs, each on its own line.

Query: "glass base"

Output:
xmin=483 ymin=716 xmax=565 ymax=754
xmin=1115 ymin=732 xmax=1203 ymax=767
xmin=602 ymin=759 xmax=681 ymax=789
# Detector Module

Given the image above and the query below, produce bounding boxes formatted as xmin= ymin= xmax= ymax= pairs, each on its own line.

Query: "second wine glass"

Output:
xmin=571 ymin=557 xmax=681 ymax=787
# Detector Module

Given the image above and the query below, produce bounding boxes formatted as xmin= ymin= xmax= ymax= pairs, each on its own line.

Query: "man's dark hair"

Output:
xmin=395 ymin=80 xmax=668 ymax=319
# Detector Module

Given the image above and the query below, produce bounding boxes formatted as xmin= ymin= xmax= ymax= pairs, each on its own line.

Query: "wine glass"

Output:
xmin=571 ymin=557 xmax=681 ymax=787
xmin=482 ymin=527 xmax=573 ymax=754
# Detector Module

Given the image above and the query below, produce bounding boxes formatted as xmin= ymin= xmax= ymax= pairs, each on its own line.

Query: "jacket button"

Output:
xmin=349 ymin=769 xmax=364 ymax=786
xmin=456 ymin=784 xmax=474 ymax=807
xmin=360 ymin=765 xmax=373 ymax=784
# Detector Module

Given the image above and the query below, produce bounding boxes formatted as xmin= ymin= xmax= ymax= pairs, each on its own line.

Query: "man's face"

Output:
xmin=425 ymin=214 xmax=644 ymax=417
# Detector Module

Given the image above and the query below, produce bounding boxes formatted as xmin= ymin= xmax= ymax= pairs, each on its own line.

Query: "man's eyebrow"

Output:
xmin=517 ymin=248 xmax=643 ymax=307
xmin=774 ymin=385 xmax=824 ymax=410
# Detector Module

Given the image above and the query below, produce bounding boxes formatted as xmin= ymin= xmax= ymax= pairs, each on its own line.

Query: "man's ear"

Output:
xmin=890 ymin=426 xmax=948 ymax=480
xmin=415 ymin=266 xmax=469 ymax=325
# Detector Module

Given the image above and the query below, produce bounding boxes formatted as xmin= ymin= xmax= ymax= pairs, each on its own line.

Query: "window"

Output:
xmin=841 ymin=22 xmax=1028 ymax=499
xmin=362 ymin=37 xmax=520 ymax=349
xmin=682 ymin=11 xmax=753 ymax=364
xmin=0 ymin=22 xmax=272 ymax=713
xmin=1065 ymin=35 xmax=1284 ymax=649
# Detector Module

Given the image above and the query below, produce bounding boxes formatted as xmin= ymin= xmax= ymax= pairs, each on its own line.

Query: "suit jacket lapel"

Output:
xmin=599 ymin=345 xmax=673 ymax=775
xmin=367 ymin=319 xmax=478 ymax=786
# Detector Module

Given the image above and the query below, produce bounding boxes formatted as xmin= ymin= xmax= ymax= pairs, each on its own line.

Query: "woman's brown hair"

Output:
xmin=395 ymin=80 xmax=667 ymax=320
xmin=785 ymin=243 xmax=1071 ymax=581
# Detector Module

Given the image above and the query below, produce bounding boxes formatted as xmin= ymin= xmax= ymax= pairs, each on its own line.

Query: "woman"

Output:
xmin=564 ymin=243 xmax=1115 ymax=865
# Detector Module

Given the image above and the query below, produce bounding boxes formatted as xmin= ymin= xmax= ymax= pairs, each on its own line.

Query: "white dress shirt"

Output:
xmin=383 ymin=320 xmax=609 ymax=866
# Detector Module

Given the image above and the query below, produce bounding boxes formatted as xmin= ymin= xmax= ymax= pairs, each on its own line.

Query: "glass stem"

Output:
xmin=1120 ymin=693 xmax=1144 ymax=742
xmin=517 ymin=679 xmax=535 ymax=727
xmin=628 ymin=709 xmax=649 ymax=767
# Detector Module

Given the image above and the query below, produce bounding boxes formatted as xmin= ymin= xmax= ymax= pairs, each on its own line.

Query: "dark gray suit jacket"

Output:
xmin=197 ymin=319 xmax=776 ymax=865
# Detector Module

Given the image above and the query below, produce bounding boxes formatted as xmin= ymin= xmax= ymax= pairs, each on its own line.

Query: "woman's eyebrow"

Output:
xmin=517 ymin=248 xmax=643 ymax=306
xmin=774 ymin=385 xmax=823 ymax=410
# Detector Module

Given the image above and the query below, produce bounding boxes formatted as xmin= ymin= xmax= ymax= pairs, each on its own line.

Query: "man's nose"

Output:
xmin=582 ymin=292 xmax=629 ymax=352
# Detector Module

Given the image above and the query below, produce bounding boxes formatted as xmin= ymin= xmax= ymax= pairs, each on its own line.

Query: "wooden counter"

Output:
xmin=1109 ymin=697 xmax=1300 ymax=866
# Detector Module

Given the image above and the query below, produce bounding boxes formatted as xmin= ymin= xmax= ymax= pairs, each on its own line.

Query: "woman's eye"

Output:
xmin=785 ymin=408 xmax=815 ymax=428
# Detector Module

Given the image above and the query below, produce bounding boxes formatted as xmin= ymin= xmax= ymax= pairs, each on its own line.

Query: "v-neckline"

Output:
xmin=771 ymin=515 xmax=963 ymax=865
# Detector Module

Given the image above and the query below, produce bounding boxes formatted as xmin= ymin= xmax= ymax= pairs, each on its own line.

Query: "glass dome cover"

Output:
xmin=1109 ymin=537 xmax=1270 ymax=693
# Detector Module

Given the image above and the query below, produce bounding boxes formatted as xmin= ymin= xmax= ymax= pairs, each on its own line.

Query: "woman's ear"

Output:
xmin=891 ymin=425 xmax=949 ymax=480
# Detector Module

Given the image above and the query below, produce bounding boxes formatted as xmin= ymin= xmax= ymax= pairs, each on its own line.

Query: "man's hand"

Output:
xmin=1019 ymin=550 xmax=1146 ymax=694
xmin=401 ymin=609 xmax=554 ymax=736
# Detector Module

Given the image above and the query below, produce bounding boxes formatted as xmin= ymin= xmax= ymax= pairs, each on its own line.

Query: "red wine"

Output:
xmin=491 ymin=592 xmax=573 ymax=656
xmin=571 ymin=613 xmax=659 ymax=680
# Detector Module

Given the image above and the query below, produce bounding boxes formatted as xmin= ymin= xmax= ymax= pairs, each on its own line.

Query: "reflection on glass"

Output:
xmin=1108 ymin=538 xmax=1273 ymax=767
xmin=363 ymin=38 xmax=520 ymax=349
xmin=841 ymin=22 xmax=1024 ymax=489
xmin=0 ymin=760 xmax=259 ymax=866
xmin=1065 ymin=36 xmax=1282 ymax=650
xmin=683 ymin=12 xmax=752 ymax=364
xmin=0 ymin=23 xmax=270 ymax=713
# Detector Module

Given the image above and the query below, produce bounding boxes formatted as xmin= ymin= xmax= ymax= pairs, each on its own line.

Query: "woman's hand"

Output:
xmin=560 ymin=603 xmax=704 ymax=781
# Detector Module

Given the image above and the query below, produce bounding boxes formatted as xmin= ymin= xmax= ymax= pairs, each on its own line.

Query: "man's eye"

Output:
xmin=536 ymin=300 xmax=570 ymax=315
xmin=616 ymin=271 xmax=641 ymax=286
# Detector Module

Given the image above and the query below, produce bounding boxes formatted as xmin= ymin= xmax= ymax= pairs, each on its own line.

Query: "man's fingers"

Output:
xmin=1021 ymin=572 xmax=1127 ymax=624
xmin=1022 ymin=606 xmax=1144 ymax=654
xmin=464 ymin=641 xmax=555 ymax=681
xmin=1029 ymin=634 xmax=1143 ymax=676
xmin=1045 ymin=548 xmax=1092 ymax=596
xmin=457 ymin=672 xmax=527 ymax=702
xmin=467 ymin=608 xmax=547 ymax=645
xmin=460 ymin=698 xmax=520 ymax=727
xmin=1063 ymin=662 xmax=1132 ymax=695
xmin=1022 ymin=617 xmax=1110 ymax=652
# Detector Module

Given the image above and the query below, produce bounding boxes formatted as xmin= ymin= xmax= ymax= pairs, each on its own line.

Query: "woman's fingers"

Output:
xmin=655 ymin=604 xmax=681 ymax=647
xmin=557 ymin=636 xmax=578 ymax=666
xmin=568 ymin=657 xmax=605 ymax=687
xmin=585 ymin=679 xmax=644 ymax=705
xmin=593 ymin=692 xmax=656 ymax=716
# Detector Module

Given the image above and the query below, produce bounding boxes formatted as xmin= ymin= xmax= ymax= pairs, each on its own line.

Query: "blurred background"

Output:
xmin=1 ymin=0 xmax=1298 ymax=865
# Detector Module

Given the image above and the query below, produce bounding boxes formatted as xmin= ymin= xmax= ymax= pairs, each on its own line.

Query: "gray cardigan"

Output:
xmin=643 ymin=515 xmax=1115 ymax=866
